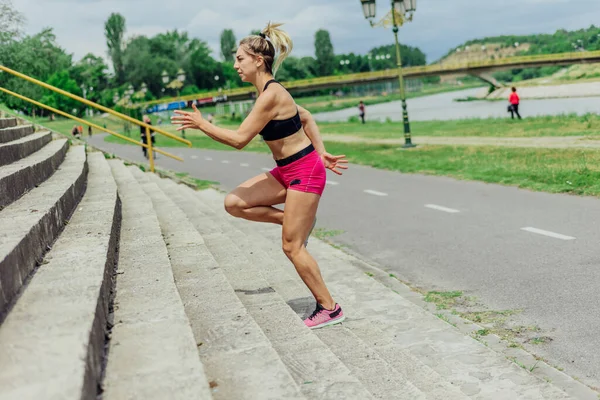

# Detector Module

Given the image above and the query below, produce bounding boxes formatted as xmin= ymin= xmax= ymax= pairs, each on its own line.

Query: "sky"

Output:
xmin=11 ymin=0 xmax=600 ymax=65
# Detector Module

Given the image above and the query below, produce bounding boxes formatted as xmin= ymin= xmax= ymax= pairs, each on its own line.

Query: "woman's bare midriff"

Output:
xmin=267 ymin=128 xmax=313 ymax=161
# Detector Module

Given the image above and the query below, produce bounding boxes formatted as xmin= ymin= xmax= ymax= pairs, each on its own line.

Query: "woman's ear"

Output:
xmin=255 ymin=55 xmax=264 ymax=69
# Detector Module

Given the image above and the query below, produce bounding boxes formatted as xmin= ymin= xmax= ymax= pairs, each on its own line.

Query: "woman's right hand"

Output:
xmin=171 ymin=104 xmax=205 ymax=131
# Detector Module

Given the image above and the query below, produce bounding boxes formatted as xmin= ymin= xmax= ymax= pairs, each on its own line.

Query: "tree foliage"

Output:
xmin=220 ymin=29 xmax=236 ymax=62
xmin=105 ymin=13 xmax=126 ymax=84
xmin=314 ymin=29 xmax=335 ymax=76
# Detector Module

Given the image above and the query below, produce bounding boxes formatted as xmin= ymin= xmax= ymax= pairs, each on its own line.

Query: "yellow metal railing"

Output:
xmin=139 ymin=49 xmax=600 ymax=108
xmin=0 ymin=87 xmax=182 ymax=162
xmin=0 ymin=64 xmax=193 ymax=172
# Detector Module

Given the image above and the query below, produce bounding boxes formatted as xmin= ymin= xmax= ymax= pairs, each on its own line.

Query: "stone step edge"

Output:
xmin=0 ymin=145 xmax=88 ymax=319
xmin=0 ymin=151 xmax=120 ymax=399
xmin=0 ymin=130 xmax=52 ymax=167
xmin=0 ymin=124 xmax=35 ymax=144
xmin=0 ymin=139 xmax=69 ymax=209
xmin=102 ymin=160 xmax=212 ymax=399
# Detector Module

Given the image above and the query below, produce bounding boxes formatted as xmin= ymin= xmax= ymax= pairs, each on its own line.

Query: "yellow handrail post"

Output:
xmin=146 ymin=126 xmax=155 ymax=173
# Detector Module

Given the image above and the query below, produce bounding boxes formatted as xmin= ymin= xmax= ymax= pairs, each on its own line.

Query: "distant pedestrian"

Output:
xmin=78 ymin=125 xmax=83 ymax=136
xmin=88 ymin=125 xmax=92 ymax=137
xmin=71 ymin=125 xmax=79 ymax=137
xmin=140 ymin=115 xmax=154 ymax=158
xmin=508 ymin=87 xmax=522 ymax=120
xmin=358 ymin=101 xmax=366 ymax=124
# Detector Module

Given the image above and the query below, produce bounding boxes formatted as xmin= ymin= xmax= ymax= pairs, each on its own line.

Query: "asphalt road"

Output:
xmin=88 ymin=133 xmax=600 ymax=389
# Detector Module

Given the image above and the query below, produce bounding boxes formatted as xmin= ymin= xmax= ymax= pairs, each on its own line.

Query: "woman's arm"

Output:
xmin=297 ymin=105 xmax=326 ymax=155
xmin=172 ymin=92 xmax=277 ymax=150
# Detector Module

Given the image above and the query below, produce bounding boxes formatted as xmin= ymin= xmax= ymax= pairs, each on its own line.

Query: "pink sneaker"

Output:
xmin=304 ymin=303 xmax=345 ymax=329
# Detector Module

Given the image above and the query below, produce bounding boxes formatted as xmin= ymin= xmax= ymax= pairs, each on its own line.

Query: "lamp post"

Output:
xmin=360 ymin=0 xmax=416 ymax=148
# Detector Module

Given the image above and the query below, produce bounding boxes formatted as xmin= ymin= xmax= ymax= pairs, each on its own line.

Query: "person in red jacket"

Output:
xmin=509 ymin=87 xmax=522 ymax=120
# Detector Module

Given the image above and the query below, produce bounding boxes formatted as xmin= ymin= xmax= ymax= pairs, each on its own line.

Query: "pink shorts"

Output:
xmin=269 ymin=144 xmax=326 ymax=196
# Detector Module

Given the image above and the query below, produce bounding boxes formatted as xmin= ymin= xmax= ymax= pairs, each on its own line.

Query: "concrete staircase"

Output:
xmin=0 ymin=116 xmax=597 ymax=399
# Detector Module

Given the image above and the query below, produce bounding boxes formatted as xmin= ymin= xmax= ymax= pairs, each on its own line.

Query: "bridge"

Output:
xmin=141 ymin=50 xmax=600 ymax=111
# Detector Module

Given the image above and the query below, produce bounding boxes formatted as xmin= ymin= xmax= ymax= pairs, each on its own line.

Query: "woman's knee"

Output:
xmin=282 ymin=237 xmax=303 ymax=260
xmin=224 ymin=193 xmax=244 ymax=217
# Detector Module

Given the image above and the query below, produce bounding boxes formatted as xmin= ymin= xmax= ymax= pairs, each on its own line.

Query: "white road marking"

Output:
xmin=221 ymin=160 xmax=230 ymax=164
xmin=205 ymin=157 xmax=212 ymax=161
xmin=521 ymin=227 xmax=575 ymax=241
xmin=326 ymin=181 xmax=339 ymax=186
xmin=364 ymin=189 xmax=388 ymax=197
xmin=425 ymin=204 xmax=460 ymax=213
xmin=261 ymin=167 xmax=271 ymax=171
xmin=240 ymin=163 xmax=250 ymax=167
xmin=191 ymin=155 xmax=198 ymax=159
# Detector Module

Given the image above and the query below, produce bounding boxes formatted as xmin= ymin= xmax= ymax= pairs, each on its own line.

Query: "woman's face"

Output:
xmin=234 ymin=47 xmax=263 ymax=83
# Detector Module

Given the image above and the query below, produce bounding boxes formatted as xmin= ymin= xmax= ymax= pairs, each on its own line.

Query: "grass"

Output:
xmin=318 ymin=142 xmax=600 ymax=197
xmin=313 ymin=228 xmax=344 ymax=239
xmin=424 ymin=291 xmax=463 ymax=310
xmin=314 ymin=113 xmax=600 ymax=139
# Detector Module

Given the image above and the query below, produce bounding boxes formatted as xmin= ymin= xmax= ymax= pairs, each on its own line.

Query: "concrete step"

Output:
xmin=0 ymin=130 xmax=52 ymax=167
xmin=0 ymin=118 xmax=17 ymax=129
xmin=0 ymin=145 xmax=87 ymax=318
xmin=151 ymin=176 xmax=376 ymax=400
xmin=181 ymin=201 xmax=431 ymax=400
xmin=102 ymin=161 xmax=212 ymax=400
xmin=0 ymin=124 xmax=35 ymax=144
xmin=129 ymin=167 xmax=304 ymax=400
xmin=194 ymin=189 xmax=582 ymax=400
xmin=0 ymin=139 xmax=69 ymax=209
xmin=186 ymin=186 xmax=461 ymax=400
xmin=0 ymin=152 xmax=120 ymax=400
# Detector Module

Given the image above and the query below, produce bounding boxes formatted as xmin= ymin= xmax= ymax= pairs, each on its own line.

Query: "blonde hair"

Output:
xmin=238 ymin=22 xmax=293 ymax=76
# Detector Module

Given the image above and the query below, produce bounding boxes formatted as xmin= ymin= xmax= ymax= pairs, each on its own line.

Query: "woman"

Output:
xmin=171 ymin=22 xmax=348 ymax=329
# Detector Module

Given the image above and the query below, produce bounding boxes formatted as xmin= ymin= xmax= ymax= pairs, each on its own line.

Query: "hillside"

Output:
xmin=438 ymin=25 xmax=600 ymax=83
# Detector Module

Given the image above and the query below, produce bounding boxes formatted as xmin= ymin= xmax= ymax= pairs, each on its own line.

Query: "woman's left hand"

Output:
xmin=321 ymin=152 xmax=348 ymax=175
xmin=171 ymin=104 xmax=205 ymax=131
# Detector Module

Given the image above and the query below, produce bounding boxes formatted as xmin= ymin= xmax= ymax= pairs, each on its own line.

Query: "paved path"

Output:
xmin=87 ymin=133 xmax=600 ymax=390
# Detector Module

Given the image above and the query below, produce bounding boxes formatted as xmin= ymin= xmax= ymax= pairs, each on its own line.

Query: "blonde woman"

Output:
xmin=172 ymin=23 xmax=348 ymax=329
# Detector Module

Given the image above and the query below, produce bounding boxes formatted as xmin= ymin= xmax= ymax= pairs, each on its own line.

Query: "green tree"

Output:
xmin=249 ymin=29 xmax=261 ymax=36
xmin=278 ymin=56 xmax=317 ymax=81
xmin=0 ymin=0 xmax=25 ymax=44
xmin=40 ymin=71 xmax=83 ymax=115
xmin=314 ymin=29 xmax=335 ymax=77
xmin=0 ymin=28 xmax=72 ymax=114
xmin=69 ymin=53 xmax=110 ymax=103
xmin=220 ymin=29 xmax=236 ymax=62
xmin=105 ymin=13 xmax=126 ymax=84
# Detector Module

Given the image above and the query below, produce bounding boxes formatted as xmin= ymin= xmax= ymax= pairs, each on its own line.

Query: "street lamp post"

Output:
xmin=176 ymin=68 xmax=186 ymax=138
xmin=360 ymin=0 xmax=416 ymax=148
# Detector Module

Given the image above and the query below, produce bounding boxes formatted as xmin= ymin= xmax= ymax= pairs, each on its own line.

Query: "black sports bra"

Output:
xmin=259 ymin=80 xmax=302 ymax=141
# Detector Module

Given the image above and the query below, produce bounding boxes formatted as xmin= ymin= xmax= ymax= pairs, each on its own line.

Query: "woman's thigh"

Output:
xmin=227 ymin=172 xmax=287 ymax=208
xmin=282 ymin=190 xmax=320 ymax=245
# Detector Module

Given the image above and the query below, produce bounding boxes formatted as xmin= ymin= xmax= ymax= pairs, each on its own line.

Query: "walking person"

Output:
xmin=172 ymin=22 xmax=348 ymax=329
xmin=358 ymin=100 xmax=366 ymax=124
xmin=509 ymin=87 xmax=522 ymax=120
xmin=140 ymin=115 xmax=154 ymax=158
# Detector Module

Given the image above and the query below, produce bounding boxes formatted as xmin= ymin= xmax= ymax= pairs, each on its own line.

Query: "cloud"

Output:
xmin=12 ymin=0 xmax=600 ymax=65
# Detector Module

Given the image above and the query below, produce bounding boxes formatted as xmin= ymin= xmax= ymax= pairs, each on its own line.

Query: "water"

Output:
xmin=313 ymin=87 xmax=600 ymax=123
